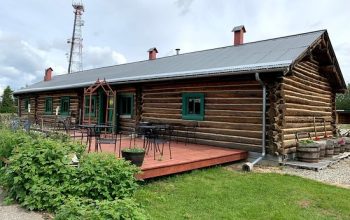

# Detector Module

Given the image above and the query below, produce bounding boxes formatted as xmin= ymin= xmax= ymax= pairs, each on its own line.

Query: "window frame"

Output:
xmin=60 ymin=96 xmax=70 ymax=116
xmin=24 ymin=98 xmax=29 ymax=111
xmin=118 ymin=93 xmax=134 ymax=118
xmin=44 ymin=97 xmax=53 ymax=114
xmin=182 ymin=93 xmax=205 ymax=121
xmin=84 ymin=96 xmax=97 ymax=117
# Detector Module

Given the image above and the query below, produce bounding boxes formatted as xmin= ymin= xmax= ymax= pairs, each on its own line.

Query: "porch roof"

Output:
xmin=15 ymin=30 xmax=333 ymax=94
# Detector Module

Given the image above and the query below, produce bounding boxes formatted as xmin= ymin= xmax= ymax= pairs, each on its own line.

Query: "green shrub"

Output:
xmin=1 ymin=137 xmax=85 ymax=211
xmin=0 ymin=129 xmax=144 ymax=216
xmin=55 ymin=196 xmax=149 ymax=220
xmin=0 ymin=129 xmax=32 ymax=165
xmin=72 ymin=153 xmax=139 ymax=200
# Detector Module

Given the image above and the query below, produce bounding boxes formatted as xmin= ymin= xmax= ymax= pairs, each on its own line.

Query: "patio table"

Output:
xmin=79 ymin=124 xmax=112 ymax=152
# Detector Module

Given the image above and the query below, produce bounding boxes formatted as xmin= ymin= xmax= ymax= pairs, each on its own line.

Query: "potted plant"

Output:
xmin=121 ymin=147 xmax=145 ymax=167
xmin=297 ymin=139 xmax=320 ymax=163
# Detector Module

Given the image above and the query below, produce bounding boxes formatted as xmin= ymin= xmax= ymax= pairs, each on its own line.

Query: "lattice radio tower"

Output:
xmin=67 ymin=0 xmax=84 ymax=74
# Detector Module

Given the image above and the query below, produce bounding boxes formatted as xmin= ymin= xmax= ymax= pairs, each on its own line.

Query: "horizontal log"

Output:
xmin=142 ymin=107 xmax=181 ymax=114
xmin=205 ymin=110 xmax=262 ymax=117
xmin=283 ymin=77 xmax=331 ymax=95
xmin=284 ymin=122 xmax=332 ymax=129
xmin=191 ymin=131 xmax=262 ymax=145
xmin=284 ymin=94 xmax=331 ymax=107
xmin=292 ymin=69 xmax=329 ymax=87
xmin=282 ymin=125 xmax=332 ymax=135
xmin=290 ymin=71 xmax=331 ymax=91
xmin=205 ymin=116 xmax=262 ymax=124
xmin=143 ymin=103 xmax=181 ymax=109
xmin=205 ymin=104 xmax=263 ymax=111
xmin=285 ymin=104 xmax=331 ymax=112
xmin=294 ymin=63 xmax=328 ymax=82
xmin=285 ymin=108 xmax=332 ymax=117
xmin=283 ymin=131 xmax=333 ymax=141
xmin=196 ymin=127 xmax=262 ymax=139
xmin=179 ymin=138 xmax=262 ymax=152
xmin=283 ymin=87 xmax=331 ymax=103
xmin=284 ymin=116 xmax=333 ymax=123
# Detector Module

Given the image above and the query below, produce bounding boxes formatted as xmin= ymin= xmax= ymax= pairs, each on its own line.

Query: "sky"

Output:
xmin=0 ymin=0 xmax=349 ymax=96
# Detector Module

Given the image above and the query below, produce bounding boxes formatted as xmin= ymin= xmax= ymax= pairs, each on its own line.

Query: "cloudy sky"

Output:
xmin=0 ymin=0 xmax=349 ymax=95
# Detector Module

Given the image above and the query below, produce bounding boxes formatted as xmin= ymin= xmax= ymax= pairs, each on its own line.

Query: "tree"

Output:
xmin=336 ymin=83 xmax=350 ymax=110
xmin=0 ymin=86 xmax=16 ymax=113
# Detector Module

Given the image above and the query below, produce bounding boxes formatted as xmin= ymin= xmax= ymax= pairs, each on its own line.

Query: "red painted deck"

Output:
xmin=79 ymin=135 xmax=247 ymax=179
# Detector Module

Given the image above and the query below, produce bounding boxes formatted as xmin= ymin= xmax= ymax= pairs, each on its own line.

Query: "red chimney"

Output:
xmin=232 ymin=25 xmax=246 ymax=46
xmin=44 ymin=67 xmax=53 ymax=81
xmin=148 ymin=47 xmax=158 ymax=60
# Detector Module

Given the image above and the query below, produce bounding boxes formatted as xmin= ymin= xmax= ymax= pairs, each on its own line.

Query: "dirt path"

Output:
xmin=0 ymin=188 xmax=44 ymax=220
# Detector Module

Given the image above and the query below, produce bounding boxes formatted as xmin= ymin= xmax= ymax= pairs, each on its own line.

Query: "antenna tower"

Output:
xmin=67 ymin=0 xmax=84 ymax=73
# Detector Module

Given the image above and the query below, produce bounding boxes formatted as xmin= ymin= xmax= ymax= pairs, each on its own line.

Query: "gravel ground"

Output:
xmin=252 ymin=157 xmax=350 ymax=189
xmin=0 ymin=188 xmax=44 ymax=220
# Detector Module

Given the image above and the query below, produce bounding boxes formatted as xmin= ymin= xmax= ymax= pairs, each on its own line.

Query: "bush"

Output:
xmin=0 ymin=128 xmax=144 ymax=216
xmin=72 ymin=153 xmax=139 ymax=200
xmin=55 ymin=196 xmax=149 ymax=220
xmin=0 ymin=129 xmax=32 ymax=166
xmin=1 ymin=137 xmax=84 ymax=211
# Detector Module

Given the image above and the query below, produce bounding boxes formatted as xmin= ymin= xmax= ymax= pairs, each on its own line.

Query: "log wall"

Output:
xmin=141 ymin=79 xmax=264 ymax=152
xmin=18 ymin=90 xmax=81 ymax=125
xmin=281 ymin=60 xmax=335 ymax=153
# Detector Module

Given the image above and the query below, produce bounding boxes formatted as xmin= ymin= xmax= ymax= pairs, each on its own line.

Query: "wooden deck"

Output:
xmin=82 ymin=136 xmax=248 ymax=179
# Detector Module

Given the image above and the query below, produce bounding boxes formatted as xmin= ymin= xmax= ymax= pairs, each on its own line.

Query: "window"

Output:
xmin=118 ymin=94 xmax=134 ymax=117
xmin=24 ymin=98 xmax=29 ymax=111
xmin=45 ymin=97 xmax=53 ymax=114
xmin=60 ymin=96 xmax=70 ymax=116
xmin=182 ymin=93 xmax=204 ymax=120
xmin=84 ymin=96 xmax=97 ymax=117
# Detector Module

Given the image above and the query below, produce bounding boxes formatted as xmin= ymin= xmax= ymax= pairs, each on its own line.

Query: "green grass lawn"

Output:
xmin=135 ymin=167 xmax=350 ymax=220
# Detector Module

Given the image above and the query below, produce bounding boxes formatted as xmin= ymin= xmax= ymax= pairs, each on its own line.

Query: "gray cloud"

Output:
xmin=175 ymin=0 xmax=195 ymax=15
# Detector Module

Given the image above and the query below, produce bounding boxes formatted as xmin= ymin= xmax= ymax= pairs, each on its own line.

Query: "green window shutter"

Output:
xmin=182 ymin=93 xmax=205 ymax=121
xmin=60 ymin=96 xmax=70 ymax=116
xmin=118 ymin=93 xmax=134 ymax=116
xmin=45 ymin=97 xmax=53 ymax=114
xmin=84 ymin=96 xmax=97 ymax=117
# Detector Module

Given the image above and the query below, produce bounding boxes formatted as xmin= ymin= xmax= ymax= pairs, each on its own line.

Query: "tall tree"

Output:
xmin=0 ymin=86 xmax=16 ymax=113
xmin=336 ymin=83 xmax=350 ymax=110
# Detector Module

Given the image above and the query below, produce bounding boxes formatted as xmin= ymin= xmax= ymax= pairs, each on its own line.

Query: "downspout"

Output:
xmin=242 ymin=72 xmax=266 ymax=171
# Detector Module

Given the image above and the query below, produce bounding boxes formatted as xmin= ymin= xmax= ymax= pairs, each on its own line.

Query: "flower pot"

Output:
xmin=325 ymin=140 xmax=334 ymax=157
xmin=297 ymin=142 xmax=320 ymax=163
xmin=121 ymin=150 xmax=145 ymax=167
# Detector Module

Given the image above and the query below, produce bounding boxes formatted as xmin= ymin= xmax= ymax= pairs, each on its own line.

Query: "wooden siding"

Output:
xmin=280 ymin=60 xmax=335 ymax=153
xmin=141 ymin=79 xmax=263 ymax=152
xmin=19 ymin=90 xmax=80 ymax=124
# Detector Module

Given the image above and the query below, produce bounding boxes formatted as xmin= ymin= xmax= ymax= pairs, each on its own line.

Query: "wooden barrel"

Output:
xmin=333 ymin=139 xmax=340 ymax=155
xmin=325 ymin=140 xmax=334 ymax=156
xmin=297 ymin=143 xmax=320 ymax=163
xmin=338 ymin=138 xmax=346 ymax=153
xmin=345 ymin=138 xmax=350 ymax=152
xmin=315 ymin=141 xmax=326 ymax=159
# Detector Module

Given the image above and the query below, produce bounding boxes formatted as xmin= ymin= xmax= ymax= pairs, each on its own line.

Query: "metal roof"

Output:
xmin=15 ymin=30 xmax=326 ymax=94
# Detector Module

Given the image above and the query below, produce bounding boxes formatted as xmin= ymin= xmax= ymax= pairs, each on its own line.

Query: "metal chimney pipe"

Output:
xmin=176 ymin=48 xmax=180 ymax=55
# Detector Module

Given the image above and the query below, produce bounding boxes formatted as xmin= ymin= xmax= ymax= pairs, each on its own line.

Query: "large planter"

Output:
xmin=121 ymin=149 xmax=145 ymax=167
xmin=297 ymin=142 xmax=320 ymax=163
xmin=314 ymin=140 xmax=326 ymax=159
xmin=345 ymin=137 xmax=350 ymax=152
xmin=332 ymin=139 xmax=340 ymax=155
xmin=325 ymin=140 xmax=334 ymax=157
xmin=338 ymin=138 xmax=346 ymax=153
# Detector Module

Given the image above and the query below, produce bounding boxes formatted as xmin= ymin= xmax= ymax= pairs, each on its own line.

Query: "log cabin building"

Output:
xmin=13 ymin=26 xmax=346 ymax=157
